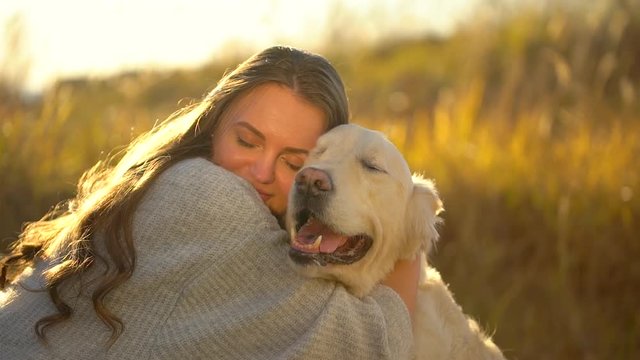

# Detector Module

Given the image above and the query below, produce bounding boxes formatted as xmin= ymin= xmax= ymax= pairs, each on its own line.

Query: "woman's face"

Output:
xmin=212 ymin=83 xmax=326 ymax=218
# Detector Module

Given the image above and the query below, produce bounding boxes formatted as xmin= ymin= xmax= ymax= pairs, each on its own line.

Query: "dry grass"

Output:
xmin=361 ymin=84 xmax=639 ymax=358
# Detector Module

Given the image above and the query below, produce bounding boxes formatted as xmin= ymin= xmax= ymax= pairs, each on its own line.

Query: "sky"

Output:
xmin=0 ymin=0 xmax=480 ymax=93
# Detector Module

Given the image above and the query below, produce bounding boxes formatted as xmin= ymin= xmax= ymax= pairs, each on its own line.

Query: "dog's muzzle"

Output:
xmin=288 ymin=167 xmax=373 ymax=266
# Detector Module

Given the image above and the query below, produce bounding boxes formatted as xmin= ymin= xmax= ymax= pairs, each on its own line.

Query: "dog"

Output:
xmin=286 ymin=124 xmax=505 ymax=360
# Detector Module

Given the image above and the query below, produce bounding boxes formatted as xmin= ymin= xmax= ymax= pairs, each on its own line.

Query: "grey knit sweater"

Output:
xmin=0 ymin=158 xmax=412 ymax=359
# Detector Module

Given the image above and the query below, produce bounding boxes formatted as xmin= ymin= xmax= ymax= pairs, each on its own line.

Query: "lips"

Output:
xmin=251 ymin=185 xmax=272 ymax=201
xmin=257 ymin=191 xmax=272 ymax=201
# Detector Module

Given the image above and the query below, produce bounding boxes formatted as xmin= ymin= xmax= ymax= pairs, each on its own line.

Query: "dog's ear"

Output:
xmin=403 ymin=174 xmax=444 ymax=258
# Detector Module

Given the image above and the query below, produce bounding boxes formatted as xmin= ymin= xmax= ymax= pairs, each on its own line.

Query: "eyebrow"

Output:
xmin=235 ymin=121 xmax=310 ymax=155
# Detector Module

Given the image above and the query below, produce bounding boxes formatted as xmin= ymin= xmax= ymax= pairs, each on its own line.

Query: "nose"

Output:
xmin=295 ymin=167 xmax=333 ymax=196
xmin=251 ymin=156 xmax=275 ymax=184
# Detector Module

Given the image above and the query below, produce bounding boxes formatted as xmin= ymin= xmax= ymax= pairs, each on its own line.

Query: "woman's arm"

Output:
xmin=382 ymin=255 xmax=421 ymax=322
xmin=137 ymin=158 xmax=413 ymax=359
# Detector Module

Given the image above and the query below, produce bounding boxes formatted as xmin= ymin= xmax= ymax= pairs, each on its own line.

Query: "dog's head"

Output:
xmin=286 ymin=124 xmax=443 ymax=297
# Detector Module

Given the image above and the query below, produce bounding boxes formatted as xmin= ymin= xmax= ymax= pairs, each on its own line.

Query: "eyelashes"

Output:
xmin=237 ymin=135 xmax=304 ymax=172
xmin=236 ymin=135 xmax=304 ymax=172
xmin=284 ymin=160 xmax=303 ymax=172
xmin=236 ymin=136 xmax=256 ymax=148
xmin=360 ymin=158 xmax=387 ymax=173
xmin=312 ymin=147 xmax=327 ymax=157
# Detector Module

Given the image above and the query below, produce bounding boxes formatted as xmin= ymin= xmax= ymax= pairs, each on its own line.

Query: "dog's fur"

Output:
xmin=286 ymin=124 xmax=505 ymax=360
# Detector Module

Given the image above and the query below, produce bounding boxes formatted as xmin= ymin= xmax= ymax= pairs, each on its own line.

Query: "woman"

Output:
xmin=0 ymin=46 xmax=418 ymax=359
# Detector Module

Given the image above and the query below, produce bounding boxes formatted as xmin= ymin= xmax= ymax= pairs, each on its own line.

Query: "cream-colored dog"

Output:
xmin=286 ymin=124 xmax=505 ymax=360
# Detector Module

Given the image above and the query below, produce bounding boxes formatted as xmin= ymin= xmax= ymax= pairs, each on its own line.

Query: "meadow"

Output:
xmin=1 ymin=2 xmax=639 ymax=358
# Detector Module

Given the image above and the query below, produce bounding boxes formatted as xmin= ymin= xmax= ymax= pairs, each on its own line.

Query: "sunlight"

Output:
xmin=0 ymin=0 xmax=479 ymax=93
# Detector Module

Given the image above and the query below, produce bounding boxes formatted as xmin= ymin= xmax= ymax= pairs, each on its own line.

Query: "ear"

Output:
xmin=402 ymin=174 xmax=444 ymax=258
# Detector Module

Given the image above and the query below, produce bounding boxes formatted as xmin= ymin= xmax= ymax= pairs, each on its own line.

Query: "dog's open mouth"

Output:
xmin=289 ymin=209 xmax=372 ymax=266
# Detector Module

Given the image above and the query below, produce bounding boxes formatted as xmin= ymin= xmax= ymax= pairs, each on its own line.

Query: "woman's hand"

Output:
xmin=381 ymin=255 xmax=420 ymax=322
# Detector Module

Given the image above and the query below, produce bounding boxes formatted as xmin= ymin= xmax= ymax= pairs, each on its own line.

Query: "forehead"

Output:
xmin=219 ymin=83 xmax=326 ymax=147
xmin=320 ymin=125 xmax=411 ymax=175
xmin=225 ymin=84 xmax=324 ymax=122
xmin=320 ymin=125 xmax=392 ymax=153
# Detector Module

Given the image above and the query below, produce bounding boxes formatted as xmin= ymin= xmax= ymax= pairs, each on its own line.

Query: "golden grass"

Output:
xmin=359 ymin=77 xmax=639 ymax=358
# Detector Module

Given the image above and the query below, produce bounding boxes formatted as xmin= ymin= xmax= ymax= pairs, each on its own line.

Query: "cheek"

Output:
xmin=359 ymin=174 xmax=406 ymax=219
xmin=277 ymin=171 xmax=296 ymax=198
xmin=212 ymin=136 xmax=242 ymax=171
xmin=211 ymin=135 xmax=228 ymax=163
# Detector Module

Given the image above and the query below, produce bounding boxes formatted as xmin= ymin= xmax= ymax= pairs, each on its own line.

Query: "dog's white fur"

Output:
xmin=286 ymin=124 xmax=506 ymax=360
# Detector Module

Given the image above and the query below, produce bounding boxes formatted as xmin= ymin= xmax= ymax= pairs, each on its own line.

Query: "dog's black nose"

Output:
xmin=295 ymin=167 xmax=333 ymax=195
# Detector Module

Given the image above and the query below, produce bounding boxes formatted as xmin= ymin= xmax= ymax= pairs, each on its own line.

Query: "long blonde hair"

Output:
xmin=0 ymin=46 xmax=349 ymax=343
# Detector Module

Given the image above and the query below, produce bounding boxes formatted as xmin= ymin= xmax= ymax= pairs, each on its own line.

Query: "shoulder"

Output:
xmin=157 ymin=157 xmax=255 ymax=199
xmin=140 ymin=157 xmax=277 ymax=229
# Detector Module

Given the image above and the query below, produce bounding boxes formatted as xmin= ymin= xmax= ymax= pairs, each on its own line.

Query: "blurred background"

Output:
xmin=1 ymin=0 xmax=638 ymax=358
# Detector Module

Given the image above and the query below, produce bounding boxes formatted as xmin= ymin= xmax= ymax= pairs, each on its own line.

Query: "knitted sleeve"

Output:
xmin=136 ymin=158 xmax=413 ymax=359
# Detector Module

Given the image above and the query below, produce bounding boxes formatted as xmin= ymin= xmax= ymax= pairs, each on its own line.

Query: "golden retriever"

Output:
xmin=286 ymin=124 xmax=506 ymax=360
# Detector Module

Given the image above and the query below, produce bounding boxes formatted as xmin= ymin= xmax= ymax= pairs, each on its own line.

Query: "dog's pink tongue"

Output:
xmin=297 ymin=218 xmax=348 ymax=253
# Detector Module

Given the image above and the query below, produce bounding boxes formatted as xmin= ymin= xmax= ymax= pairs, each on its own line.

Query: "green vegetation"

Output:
xmin=1 ymin=1 xmax=638 ymax=358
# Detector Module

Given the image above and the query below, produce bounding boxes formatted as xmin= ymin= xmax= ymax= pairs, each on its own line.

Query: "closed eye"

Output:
xmin=281 ymin=153 xmax=305 ymax=172
xmin=283 ymin=159 xmax=303 ymax=172
xmin=236 ymin=135 xmax=257 ymax=148
xmin=360 ymin=158 xmax=386 ymax=173
xmin=312 ymin=147 xmax=327 ymax=157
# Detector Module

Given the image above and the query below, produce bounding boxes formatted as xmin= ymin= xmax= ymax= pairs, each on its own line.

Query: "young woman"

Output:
xmin=0 ymin=46 xmax=418 ymax=359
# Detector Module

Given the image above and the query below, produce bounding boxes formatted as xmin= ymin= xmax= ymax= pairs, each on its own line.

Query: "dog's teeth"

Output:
xmin=292 ymin=234 xmax=322 ymax=252
xmin=313 ymin=235 xmax=322 ymax=248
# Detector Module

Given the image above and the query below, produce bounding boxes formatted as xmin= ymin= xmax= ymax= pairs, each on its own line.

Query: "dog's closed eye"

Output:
xmin=360 ymin=158 xmax=387 ymax=173
xmin=311 ymin=147 xmax=327 ymax=157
